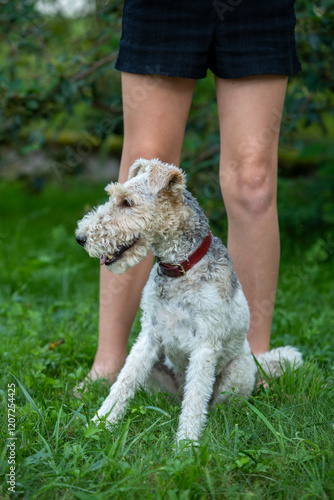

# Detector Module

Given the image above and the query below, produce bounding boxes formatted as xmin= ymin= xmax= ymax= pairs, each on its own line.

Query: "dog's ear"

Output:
xmin=148 ymin=161 xmax=185 ymax=196
xmin=128 ymin=158 xmax=152 ymax=180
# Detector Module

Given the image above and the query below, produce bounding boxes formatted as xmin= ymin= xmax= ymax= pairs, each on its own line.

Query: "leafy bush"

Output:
xmin=0 ymin=0 xmax=333 ymax=236
xmin=0 ymin=0 xmax=333 ymax=148
xmin=0 ymin=0 xmax=123 ymax=149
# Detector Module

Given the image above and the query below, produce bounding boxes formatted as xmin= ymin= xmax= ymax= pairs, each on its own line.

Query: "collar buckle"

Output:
xmin=155 ymin=231 xmax=212 ymax=278
xmin=178 ymin=264 xmax=186 ymax=275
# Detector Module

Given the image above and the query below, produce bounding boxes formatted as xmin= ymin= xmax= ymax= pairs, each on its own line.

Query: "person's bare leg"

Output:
xmin=215 ymin=75 xmax=288 ymax=356
xmin=87 ymin=74 xmax=196 ymax=383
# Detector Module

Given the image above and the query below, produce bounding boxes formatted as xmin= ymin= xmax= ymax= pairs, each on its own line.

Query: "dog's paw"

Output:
xmin=91 ymin=413 xmax=116 ymax=432
xmin=175 ymin=437 xmax=200 ymax=453
xmin=176 ymin=429 xmax=200 ymax=449
xmin=92 ymin=414 xmax=100 ymax=426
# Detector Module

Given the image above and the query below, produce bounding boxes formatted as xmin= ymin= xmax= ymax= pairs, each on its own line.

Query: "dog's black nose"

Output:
xmin=76 ymin=235 xmax=87 ymax=247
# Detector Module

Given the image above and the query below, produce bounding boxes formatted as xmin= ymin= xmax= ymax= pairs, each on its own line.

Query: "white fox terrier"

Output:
xmin=76 ymin=159 xmax=302 ymax=445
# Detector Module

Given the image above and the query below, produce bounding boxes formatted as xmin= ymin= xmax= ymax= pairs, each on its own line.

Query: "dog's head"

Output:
xmin=75 ymin=159 xmax=186 ymax=274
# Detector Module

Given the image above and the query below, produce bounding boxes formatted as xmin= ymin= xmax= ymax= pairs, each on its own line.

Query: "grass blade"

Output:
xmin=59 ymin=403 xmax=84 ymax=439
xmin=9 ymin=372 xmax=44 ymax=422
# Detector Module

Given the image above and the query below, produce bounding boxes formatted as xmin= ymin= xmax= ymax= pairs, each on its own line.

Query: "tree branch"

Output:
xmin=71 ymin=52 xmax=118 ymax=82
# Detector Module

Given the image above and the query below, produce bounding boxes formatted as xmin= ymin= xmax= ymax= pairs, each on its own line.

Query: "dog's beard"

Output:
xmin=99 ymin=238 xmax=151 ymax=274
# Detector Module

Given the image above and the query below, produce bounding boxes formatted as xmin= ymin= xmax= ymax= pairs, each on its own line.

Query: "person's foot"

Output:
xmin=73 ymin=357 xmax=126 ymax=397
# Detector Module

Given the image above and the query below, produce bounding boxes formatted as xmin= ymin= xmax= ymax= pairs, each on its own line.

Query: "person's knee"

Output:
xmin=221 ymin=157 xmax=276 ymax=217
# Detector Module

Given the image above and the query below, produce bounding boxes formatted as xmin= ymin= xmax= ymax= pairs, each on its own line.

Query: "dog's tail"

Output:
xmin=256 ymin=346 xmax=303 ymax=379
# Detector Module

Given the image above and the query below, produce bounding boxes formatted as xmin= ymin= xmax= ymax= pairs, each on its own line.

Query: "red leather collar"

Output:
xmin=156 ymin=232 xmax=212 ymax=278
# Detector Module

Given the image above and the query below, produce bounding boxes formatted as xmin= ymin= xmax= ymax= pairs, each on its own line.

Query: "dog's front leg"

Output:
xmin=93 ymin=332 xmax=160 ymax=426
xmin=176 ymin=346 xmax=217 ymax=445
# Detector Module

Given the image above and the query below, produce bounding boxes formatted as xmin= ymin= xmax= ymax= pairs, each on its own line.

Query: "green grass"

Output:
xmin=0 ymin=180 xmax=333 ymax=499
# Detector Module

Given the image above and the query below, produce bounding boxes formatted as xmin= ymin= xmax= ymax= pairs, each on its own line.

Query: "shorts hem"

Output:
xmin=115 ymin=58 xmax=207 ymax=80
xmin=211 ymin=63 xmax=302 ymax=80
xmin=115 ymin=58 xmax=302 ymax=80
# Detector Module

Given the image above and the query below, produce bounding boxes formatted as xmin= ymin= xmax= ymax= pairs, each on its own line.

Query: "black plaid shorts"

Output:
xmin=115 ymin=0 xmax=301 ymax=79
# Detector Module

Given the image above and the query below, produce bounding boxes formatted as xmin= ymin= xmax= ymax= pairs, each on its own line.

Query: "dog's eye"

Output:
xmin=121 ymin=198 xmax=133 ymax=208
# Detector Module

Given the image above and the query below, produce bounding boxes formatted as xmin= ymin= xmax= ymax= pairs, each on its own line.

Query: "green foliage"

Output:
xmin=293 ymin=0 xmax=334 ymax=129
xmin=1 ymin=1 xmax=333 ymax=238
xmin=0 ymin=181 xmax=334 ymax=499
xmin=0 ymin=0 xmax=123 ymax=149
xmin=0 ymin=0 xmax=333 ymax=151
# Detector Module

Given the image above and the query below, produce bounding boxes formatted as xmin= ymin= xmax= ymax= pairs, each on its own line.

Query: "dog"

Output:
xmin=75 ymin=158 xmax=302 ymax=445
